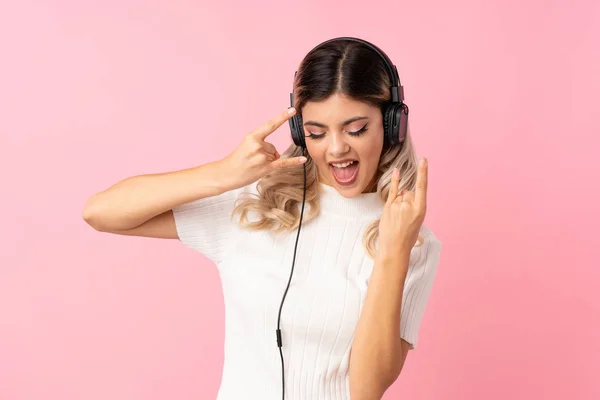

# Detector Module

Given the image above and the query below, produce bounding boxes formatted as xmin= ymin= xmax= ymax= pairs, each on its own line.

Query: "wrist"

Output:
xmin=191 ymin=161 xmax=231 ymax=196
xmin=376 ymin=246 xmax=411 ymax=269
xmin=377 ymin=243 xmax=411 ymax=261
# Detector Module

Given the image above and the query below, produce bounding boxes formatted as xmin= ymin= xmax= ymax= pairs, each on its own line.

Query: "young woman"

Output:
xmin=83 ymin=37 xmax=442 ymax=400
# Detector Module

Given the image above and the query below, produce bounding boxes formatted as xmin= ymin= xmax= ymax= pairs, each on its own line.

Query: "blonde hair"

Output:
xmin=232 ymin=39 xmax=422 ymax=258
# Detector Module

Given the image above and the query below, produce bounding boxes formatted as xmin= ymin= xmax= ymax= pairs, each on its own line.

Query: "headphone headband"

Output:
xmin=301 ymin=37 xmax=404 ymax=103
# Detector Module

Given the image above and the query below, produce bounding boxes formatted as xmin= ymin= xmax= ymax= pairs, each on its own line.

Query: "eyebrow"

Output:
xmin=303 ymin=116 xmax=369 ymax=128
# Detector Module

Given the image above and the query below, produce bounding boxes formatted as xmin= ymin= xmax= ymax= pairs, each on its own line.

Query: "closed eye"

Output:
xmin=306 ymin=124 xmax=368 ymax=140
xmin=306 ymin=131 xmax=325 ymax=140
xmin=348 ymin=124 xmax=368 ymax=136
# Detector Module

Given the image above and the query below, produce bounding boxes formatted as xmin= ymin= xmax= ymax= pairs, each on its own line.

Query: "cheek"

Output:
xmin=305 ymin=141 xmax=328 ymax=165
xmin=359 ymin=136 xmax=384 ymax=170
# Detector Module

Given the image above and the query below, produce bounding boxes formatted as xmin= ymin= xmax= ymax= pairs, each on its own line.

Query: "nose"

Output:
xmin=327 ymin=131 xmax=351 ymax=158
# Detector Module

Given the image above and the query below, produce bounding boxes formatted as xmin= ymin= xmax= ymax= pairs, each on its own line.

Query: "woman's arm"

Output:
xmin=82 ymin=107 xmax=306 ymax=239
xmin=82 ymin=160 xmax=230 ymax=236
xmin=348 ymin=250 xmax=411 ymax=400
xmin=349 ymin=160 xmax=430 ymax=399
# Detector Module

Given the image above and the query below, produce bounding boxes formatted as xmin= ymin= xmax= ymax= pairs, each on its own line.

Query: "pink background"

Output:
xmin=1 ymin=0 xmax=599 ymax=399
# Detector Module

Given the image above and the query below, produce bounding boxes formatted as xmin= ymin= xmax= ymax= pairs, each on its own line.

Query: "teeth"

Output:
xmin=331 ymin=161 xmax=355 ymax=168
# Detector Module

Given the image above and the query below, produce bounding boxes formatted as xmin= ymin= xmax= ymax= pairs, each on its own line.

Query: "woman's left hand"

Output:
xmin=377 ymin=158 xmax=428 ymax=259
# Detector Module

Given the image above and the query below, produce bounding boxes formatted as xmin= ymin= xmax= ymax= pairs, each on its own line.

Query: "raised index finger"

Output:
xmin=251 ymin=107 xmax=297 ymax=140
xmin=414 ymin=157 xmax=428 ymax=209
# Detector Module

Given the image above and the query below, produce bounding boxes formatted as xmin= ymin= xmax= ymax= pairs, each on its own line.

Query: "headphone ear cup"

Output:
xmin=289 ymin=114 xmax=306 ymax=148
xmin=397 ymin=103 xmax=408 ymax=144
xmin=383 ymin=104 xmax=399 ymax=145
xmin=383 ymin=103 xmax=409 ymax=145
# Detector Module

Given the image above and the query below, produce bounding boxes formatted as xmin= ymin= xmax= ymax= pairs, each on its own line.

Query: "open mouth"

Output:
xmin=329 ymin=160 xmax=359 ymax=186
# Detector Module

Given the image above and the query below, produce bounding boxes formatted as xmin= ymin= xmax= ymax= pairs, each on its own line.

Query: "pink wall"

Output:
xmin=1 ymin=0 xmax=599 ymax=399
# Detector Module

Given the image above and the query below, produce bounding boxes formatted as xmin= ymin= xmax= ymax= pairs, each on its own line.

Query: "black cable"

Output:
xmin=276 ymin=156 xmax=307 ymax=400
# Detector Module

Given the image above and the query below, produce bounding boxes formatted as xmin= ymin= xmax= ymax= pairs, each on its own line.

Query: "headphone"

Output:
xmin=288 ymin=36 xmax=409 ymax=149
xmin=276 ymin=37 xmax=409 ymax=400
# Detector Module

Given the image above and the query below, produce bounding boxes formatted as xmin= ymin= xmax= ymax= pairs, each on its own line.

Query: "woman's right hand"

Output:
xmin=218 ymin=107 xmax=308 ymax=190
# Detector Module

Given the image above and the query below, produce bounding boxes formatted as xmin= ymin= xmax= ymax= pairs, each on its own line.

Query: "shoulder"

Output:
xmin=399 ymin=224 xmax=443 ymax=348
xmin=408 ymin=224 xmax=443 ymax=275
xmin=171 ymin=182 xmax=260 ymax=263
xmin=417 ymin=225 xmax=442 ymax=248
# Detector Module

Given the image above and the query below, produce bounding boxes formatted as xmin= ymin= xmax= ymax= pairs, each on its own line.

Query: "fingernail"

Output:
xmin=393 ymin=168 xmax=399 ymax=178
xmin=299 ymin=156 xmax=307 ymax=163
xmin=287 ymin=107 xmax=296 ymax=114
xmin=420 ymin=157 xmax=427 ymax=166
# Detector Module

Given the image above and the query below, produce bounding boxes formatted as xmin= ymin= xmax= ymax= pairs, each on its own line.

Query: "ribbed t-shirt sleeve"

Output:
xmin=400 ymin=229 xmax=442 ymax=349
xmin=171 ymin=188 xmax=241 ymax=265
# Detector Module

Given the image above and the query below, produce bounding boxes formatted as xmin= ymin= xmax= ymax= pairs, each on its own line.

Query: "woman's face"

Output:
xmin=302 ymin=93 xmax=384 ymax=197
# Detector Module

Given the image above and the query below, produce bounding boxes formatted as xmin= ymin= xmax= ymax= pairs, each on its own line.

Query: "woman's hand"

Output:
xmin=378 ymin=158 xmax=428 ymax=259
xmin=218 ymin=107 xmax=308 ymax=191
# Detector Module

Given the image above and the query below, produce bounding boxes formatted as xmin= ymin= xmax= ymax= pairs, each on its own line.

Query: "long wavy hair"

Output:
xmin=232 ymin=39 xmax=421 ymax=258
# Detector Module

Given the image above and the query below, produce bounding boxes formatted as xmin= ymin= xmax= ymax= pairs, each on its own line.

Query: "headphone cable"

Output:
xmin=276 ymin=155 xmax=307 ymax=400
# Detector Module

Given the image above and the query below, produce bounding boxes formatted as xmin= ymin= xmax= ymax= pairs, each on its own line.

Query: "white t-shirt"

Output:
xmin=172 ymin=181 xmax=442 ymax=400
